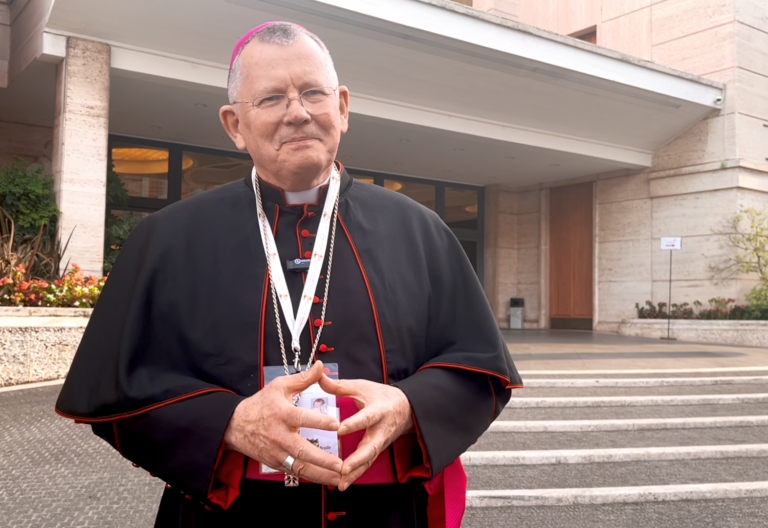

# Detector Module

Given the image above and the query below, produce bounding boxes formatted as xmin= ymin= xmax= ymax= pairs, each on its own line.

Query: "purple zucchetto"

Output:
xmin=229 ymin=21 xmax=306 ymax=70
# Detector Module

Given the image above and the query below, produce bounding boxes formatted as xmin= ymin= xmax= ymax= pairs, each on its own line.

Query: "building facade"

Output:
xmin=2 ymin=0 xmax=763 ymax=332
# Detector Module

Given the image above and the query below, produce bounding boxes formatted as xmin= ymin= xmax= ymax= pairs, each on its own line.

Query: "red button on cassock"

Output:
xmin=319 ymin=344 xmax=328 ymax=353
xmin=313 ymin=296 xmax=320 ymax=304
xmin=301 ymin=229 xmax=310 ymax=237
xmin=327 ymin=513 xmax=338 ymax=521
xmin=314 ymin=319 xmax=322 ymax=328
xmin=304 ymin=251 xmax=312 ymax=258
xmin=327 ymin=485 xmax=336 ymax=491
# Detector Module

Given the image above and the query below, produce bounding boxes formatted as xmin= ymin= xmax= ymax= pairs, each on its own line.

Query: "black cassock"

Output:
xmin=56 ymin=165 xmax=522 ymax=527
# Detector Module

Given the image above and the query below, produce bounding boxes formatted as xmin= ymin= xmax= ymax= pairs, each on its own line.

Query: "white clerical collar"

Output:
xmin=283 ymin=175 xmax=331 ymax=205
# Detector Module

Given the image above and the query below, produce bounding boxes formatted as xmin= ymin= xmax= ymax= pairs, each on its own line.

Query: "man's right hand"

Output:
xmin=223 ymin=361 xmax=342 ymax=485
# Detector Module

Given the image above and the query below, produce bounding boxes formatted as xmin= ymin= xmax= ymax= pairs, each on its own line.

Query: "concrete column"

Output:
xmin=538 ymin=188 xmax=550 ymax=329
xmin=52 ymin=37 xmax=110 ymax=277
xmin=0 ymin=2 xmax=9 ymax=88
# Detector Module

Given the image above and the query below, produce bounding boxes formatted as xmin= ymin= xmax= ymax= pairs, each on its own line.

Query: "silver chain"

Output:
xmin=254 ymin=175 xmax=339 ymax=377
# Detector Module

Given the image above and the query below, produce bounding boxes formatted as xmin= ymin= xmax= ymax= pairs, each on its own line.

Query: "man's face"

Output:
xmin=220 ymin=35 xmax=349 ymax=186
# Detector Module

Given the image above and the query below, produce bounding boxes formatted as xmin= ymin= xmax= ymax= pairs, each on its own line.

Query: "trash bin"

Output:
xmin=508 ymin=298 xmax=524 ymax=329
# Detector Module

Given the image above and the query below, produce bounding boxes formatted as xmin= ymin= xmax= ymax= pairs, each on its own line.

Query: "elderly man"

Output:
xmin=56 ymin=22 xmax=521 ymax=527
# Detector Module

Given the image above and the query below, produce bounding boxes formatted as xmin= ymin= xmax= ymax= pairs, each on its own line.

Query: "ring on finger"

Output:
xmin=283 ymin=455 xmax=296 ymax=473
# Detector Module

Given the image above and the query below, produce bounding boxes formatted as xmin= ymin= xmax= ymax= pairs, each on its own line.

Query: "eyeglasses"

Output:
xmin=231 ymin=86 xmax=339 ymax=117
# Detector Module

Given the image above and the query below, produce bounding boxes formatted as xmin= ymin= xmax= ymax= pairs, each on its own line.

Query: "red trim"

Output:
xmin=208 ymin=441 xmax=245 ymax=509
xmin=55 ymin=387 xmax=234 ymax=423
xmin=322 ymin=485 xmax=327 ymax=528
xmin=417 ymin=362 xmax=523 ymax=389
xmin=338 ymin=214 xmax=387 ymax=383
xmin=392 ymin=412 xmax=432 ymax=482
xmin=487 ymin=376 xmax=496 ymax=424
xmin=296 ymin=204 xmax=309 ymax=257
xmin=112 ymin=421 xmax=122 ymax=455
xmin=259 ymin=205 xmax=280 ymax=390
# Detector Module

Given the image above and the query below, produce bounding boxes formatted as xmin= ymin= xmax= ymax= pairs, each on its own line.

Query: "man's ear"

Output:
xmin=219 ymin=105 xmax=248 ymax=151
xmin=338 ymin=86 xmax=350 ymax=135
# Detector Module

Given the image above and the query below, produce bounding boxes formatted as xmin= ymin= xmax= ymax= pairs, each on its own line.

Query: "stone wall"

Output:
xmin=0 ymin=120 xmax=53 ymax=166
xmin=484 ymin=186 xmax=545 ymax=327
xmin=619 ymin=318 xmax=768 ymax=348
xmin=0 ymin=308 xmax=89 ymax=387
xmin=594 ymin=163 xmax=767 ymax=330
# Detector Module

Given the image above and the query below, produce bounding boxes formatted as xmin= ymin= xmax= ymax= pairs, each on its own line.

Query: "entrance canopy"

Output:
xmin=8 ymin=0 xmax=725 ymax=186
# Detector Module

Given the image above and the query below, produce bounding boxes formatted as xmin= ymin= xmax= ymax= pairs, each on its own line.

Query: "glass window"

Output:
xmin=181 ymin=151 xmax=253 ymax=199
xmin=111 ymin=143 xmax=169 ymax=199
xmin=445 ymin=187 xmax=478 ymax=229
xmin=103 ymin=209 xmax=152 ymax=272
xmin=384 ymin=179 xmax=435 ymax=212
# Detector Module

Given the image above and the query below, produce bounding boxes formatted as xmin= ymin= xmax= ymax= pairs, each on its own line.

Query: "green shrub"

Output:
xmin=103 ymin=164 xmax=143 ymax=273
xmin=0 ymin=157 xmax=60 ymax=245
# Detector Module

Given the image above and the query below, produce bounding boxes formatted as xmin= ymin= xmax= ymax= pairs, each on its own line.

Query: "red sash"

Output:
xmin=245 ymin=397 xmax=466 ymax=528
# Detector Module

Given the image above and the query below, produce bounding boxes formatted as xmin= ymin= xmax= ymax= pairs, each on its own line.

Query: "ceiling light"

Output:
xmin=150 ymin=125 xmax=163 ymax=130
xmin=453 ymin=148 xmax=464 ymax=152
xmin=112 ymin=148 xmax=193 ymax=174
xmin=194 ymin=103 xmax=208 ymax=108
xmin=505 ymin=156 xmax=515 ymax=160
xmin=357 ymin=177 xmax=402 ymax=191
xmin=399 ymin=139 xmax=410 ymax=143
xmin=465 ymin=204 xmax=479 ymax=214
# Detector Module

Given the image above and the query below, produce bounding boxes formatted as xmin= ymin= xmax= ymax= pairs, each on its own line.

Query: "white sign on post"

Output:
xmin=661 ymin=237 xmax=682 ymax=250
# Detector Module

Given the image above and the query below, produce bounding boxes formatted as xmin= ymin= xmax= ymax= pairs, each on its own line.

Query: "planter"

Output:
xmin=618 ymin=319 xmax=768 ymax=347
xmin=0 ymin=308 xmax=91 ymax=387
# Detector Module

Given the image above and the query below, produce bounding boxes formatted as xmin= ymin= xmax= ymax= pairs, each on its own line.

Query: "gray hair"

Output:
xmin=227 ymin=23 xmax=338 ymax=103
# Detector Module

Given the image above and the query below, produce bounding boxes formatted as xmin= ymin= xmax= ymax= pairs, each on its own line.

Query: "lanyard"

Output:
xmin=251 ymin=166 xmax=341 ymax=368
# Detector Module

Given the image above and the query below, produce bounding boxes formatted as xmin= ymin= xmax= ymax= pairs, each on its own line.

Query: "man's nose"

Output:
xmin=284 ymin=95 xmax=311 ymax=123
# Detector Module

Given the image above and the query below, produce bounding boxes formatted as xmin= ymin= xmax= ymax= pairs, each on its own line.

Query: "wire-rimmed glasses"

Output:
xmin=231 ymin=86 xmax=339 ymax=118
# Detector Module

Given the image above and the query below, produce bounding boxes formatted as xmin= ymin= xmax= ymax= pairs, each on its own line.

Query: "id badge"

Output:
xmin=260 ymin=364 xmax=340 ymax=475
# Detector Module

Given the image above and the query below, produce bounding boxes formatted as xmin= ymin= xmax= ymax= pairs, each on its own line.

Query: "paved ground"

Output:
xmin=2 ymin=330 xmax=768 ymax=527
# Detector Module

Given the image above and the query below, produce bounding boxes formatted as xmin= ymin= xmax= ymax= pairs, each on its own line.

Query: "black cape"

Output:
xmin=56 ymin=166 xmax=521 ymax=527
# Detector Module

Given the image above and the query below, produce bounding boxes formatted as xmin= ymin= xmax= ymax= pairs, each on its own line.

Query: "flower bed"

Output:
xmin=0 ymin=264 xmax=105 ymax=307
xmin=635 ymin=298 xmax=762 ymax=320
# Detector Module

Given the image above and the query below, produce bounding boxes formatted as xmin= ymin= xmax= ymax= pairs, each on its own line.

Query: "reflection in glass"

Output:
xmin=445 ymin=188 xmax=478 ymax=229
xmin=384 ymin=180 xmax=435 ymax=211
xmin=103 ymin=209 xmax=152 ymax=272
xmin=111 ymin=144 xmax=171 ymax=199
xmin=182 ymin=151 xmax=252 ymax=199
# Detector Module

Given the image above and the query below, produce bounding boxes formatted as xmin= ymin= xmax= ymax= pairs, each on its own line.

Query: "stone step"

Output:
xmin=461 ymin=444 xmax=768 ymax=467
xmin=488 ymin=415 xmax=768 ymax=433
xmin=512 ymin=384 xmax=768 ymax=398
xmin=472 ymin=426 xmax=768 ymax=452
xmin=518 ymin=366 xmax=768 ymax=377
xmin=522 ymin=376 xmax=768 ymax=387
xmin=506 ymin=393 xmax=768 ymax=408
xmin=462 ymin=497 xmax=768 ymax=528
xmin=465 ymin=481 xmax=768 ymax=508
xmin=464 ymin=458 xmax=768 ymax=492
xmin=500 ymin=402 xmax=768 ymax=421
xmin=520 ymin=369 xmax=768 ymax=380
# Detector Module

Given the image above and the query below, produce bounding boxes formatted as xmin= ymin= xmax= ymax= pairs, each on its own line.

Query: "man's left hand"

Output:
xmin=318 ymin=376 xmax=413 ymax=491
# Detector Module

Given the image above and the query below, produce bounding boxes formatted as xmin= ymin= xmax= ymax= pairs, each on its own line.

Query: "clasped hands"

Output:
xmin=223 ymin=362 xmax=413 ymax=490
